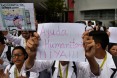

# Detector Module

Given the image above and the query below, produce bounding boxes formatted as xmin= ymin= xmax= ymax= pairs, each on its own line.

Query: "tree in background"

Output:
xmin=45 ymin=0 xmax=65 ymax=22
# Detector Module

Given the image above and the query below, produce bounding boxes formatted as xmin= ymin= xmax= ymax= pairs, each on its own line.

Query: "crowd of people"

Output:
xmin=0 ymin=20 xmax=117 ymax=78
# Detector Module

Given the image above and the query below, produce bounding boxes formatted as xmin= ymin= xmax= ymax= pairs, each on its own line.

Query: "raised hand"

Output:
xmin=26 ymin=32 xmax=40 ymax=57
xmin=83 ymin=36 xmax=96 ymax=58
xmin=25 ymin=32 xmax=40 ymax=70
xmin=82 ymin=31 xmax=100 ymax=76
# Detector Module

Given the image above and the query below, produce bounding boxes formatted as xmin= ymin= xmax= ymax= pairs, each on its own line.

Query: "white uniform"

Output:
xmin=91 ymin=52 xmax=117 ymax=78
xmin=4 ymin=64 xmax=26 ymax=78
xmin=85 ymin=25 xmax=94 ymax=31
xmin=28 ymin=60 xmax=96 ymax=78
xmin=5 ymin=33 xmax=39 ymax=77
xmin=4 ymin=64 xmax=39 ymax=78
xmin=5 ymin=33 xmax=26 ymax=48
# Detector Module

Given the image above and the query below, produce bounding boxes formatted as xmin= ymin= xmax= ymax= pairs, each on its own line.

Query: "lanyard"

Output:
xmin=59 ymin=63 xmax=69 ymax=78
xmin=14 ymin=67 xmax=19 ymax=78
xmin=100 ymin=54 xmax=107 ymax=69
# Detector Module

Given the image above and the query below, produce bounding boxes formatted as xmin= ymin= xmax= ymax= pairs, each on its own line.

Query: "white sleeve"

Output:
xmin=1 ymin=53 xmax=10 ymax=69
xmin=2 ymin=59 xmax=10 ymax=69
xmin=5 ymin=33 xmax=21 ymax=45
xmin=76 ymin=62 xmax=96 ymax=78
xmin=27 ymin=60 xmax=53 ymax=73
xmin=4 ymin=64 xmax=11 ymax=74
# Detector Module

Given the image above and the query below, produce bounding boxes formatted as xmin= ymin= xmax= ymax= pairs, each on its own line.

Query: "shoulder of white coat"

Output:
xmin=106 ymin=51 xmax=116 ymax=68
xmin=74 ymin=62 xmax=89 ymax=70
xmin=4 ymin=64 xmax=13 ymax=73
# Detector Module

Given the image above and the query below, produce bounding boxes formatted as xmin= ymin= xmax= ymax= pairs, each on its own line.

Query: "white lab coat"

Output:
xmin=90 ymin=52 xmax=117 ymax=78
xmin=5 ymin=33 xmax=39 ymax=77
xmin=51 ymin=61 xmax=77 ymax=78
xmin=5 ymin=33 xmax=26 ymax=48
xmin=5 ymin=64 xmax=26 ymax=78
xmin=28 ymin=60 xmax=96 ymax=78
xmin=4 ymin=64 xmax=39 ymax=78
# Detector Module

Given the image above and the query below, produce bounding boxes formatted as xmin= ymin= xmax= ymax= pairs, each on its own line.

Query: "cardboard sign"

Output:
xmin=37 ymin=23 xmax=86 ymax=61
xmin=0 ymin=3 xmax=35 ymax=31
xmin=109 ymin=27 xmax=117 ymax=43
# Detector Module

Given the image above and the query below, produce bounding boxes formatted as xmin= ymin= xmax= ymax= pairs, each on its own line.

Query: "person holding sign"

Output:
xmin=83 ymin=30 xmax=117 ymax=78
xmin=3 ymin=31 xmax=30 ymax=48
xmin=25 ymin=32 xmax=100 ymax=78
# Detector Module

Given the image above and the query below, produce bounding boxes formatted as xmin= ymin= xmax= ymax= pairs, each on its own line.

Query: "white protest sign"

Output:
xmin=0 ymin=3 xmax=35 ymax=31
xmin=37 ymin=23 xmax=86 ymax=61
xmin=109 ymin=27 xmax=117 ymax=43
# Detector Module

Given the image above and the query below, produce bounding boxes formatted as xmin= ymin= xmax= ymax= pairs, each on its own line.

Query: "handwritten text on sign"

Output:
xmin=109 ymin=27 xmax=117 ymax=43
xmin=37 ymin=23 xmax=86 ymax=61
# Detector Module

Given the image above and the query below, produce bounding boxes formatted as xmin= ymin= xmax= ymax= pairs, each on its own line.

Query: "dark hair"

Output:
xmin=94 ymin=26 xmax=107 ymax=32
xmin=0 ymin=31 xmax=5 ymax=44
xmin=88 ymin=21 xmax=92 ymax=24
xmin=108 ymin=43 xmax=117 ymax=52
xmin=89 ymin=31 xmax=109 ymax=50
xmin=99 ymin=22 xmax=102 ymax=26
xmin=96 ymin=21 xmax=102 ymax=26
xmin=12 ymin=46 xmax=28 ymax=60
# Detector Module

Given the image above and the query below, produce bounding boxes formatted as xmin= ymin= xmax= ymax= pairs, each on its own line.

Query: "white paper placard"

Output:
xmin=37 ymin=23 xmax=86 ymax=61
xmin=109 ymin=27 xmax=117 ymax=43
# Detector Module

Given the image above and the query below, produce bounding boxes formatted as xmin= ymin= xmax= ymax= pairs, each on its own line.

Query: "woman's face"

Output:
xmin=12 ymin=49 xmax=25 ymax=66
xmin=110 ymin=45 xmax=117 ymax=56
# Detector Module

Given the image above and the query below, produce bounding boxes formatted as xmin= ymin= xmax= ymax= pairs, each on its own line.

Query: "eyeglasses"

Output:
xmin=12 ymin=53 xmax=24 ymax=58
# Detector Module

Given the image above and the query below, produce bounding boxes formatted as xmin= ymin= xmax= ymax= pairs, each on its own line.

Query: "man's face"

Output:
xmin=21 ymin=31 xmax=30 ymax=39
xmin=88 ymin=22 xmax=92 ymax=26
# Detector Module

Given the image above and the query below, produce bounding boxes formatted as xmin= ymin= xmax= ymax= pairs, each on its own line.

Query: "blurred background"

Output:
xmin=0 ymin=0 xmax=117 ymax=27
